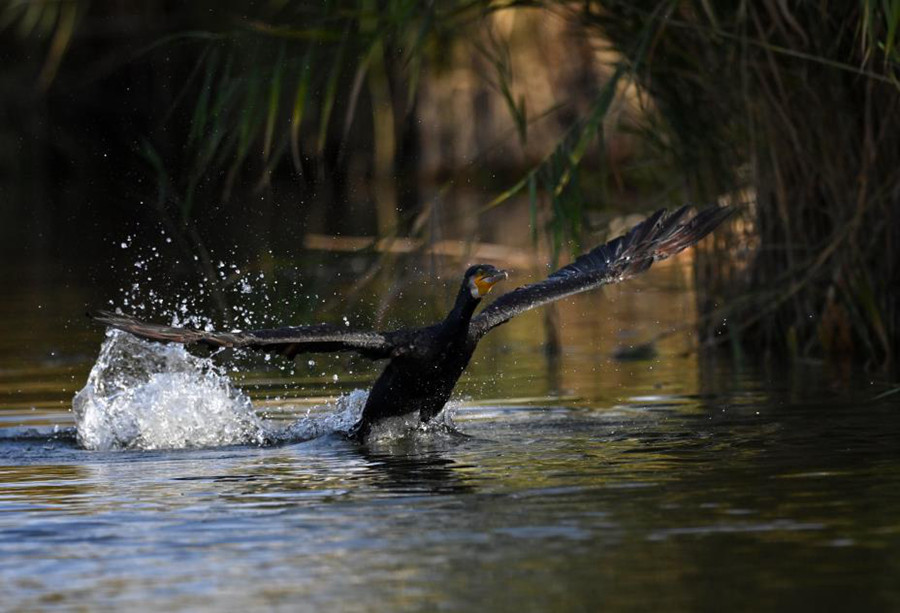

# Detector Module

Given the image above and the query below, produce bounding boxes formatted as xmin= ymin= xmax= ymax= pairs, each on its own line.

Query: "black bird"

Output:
xmin=91 ymin=205 xmax=732 ymax=440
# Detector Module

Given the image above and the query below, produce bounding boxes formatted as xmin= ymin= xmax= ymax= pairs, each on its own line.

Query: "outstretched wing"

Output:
xmin=90 ymin=310 xmax=397 ymax=360
xmin=470 ymin=205 xmax=733 ymax=336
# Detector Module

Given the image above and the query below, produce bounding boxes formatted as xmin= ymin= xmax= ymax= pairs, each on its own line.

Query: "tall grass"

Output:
xmin=0 ymin=0 xmax=80 ymax=89
xmin=573 ymin=1 xmax=900 ymax=369
xmin=6 ymin=0 xmax=900 ymax=368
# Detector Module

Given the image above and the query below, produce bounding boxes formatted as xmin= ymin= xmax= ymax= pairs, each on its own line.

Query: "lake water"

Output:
xmin=1 ymin=258 xmax=899 ymax=611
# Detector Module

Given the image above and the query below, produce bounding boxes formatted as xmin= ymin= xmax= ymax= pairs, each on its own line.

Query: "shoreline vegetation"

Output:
xmin=2 ymin=1 xmax=898 ymax=370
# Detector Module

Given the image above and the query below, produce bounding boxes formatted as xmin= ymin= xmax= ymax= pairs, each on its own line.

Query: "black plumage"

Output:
xmin=91 ymin=205 xmax=732 ymax=440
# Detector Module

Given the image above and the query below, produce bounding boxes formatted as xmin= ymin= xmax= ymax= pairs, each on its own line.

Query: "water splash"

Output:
xmin=0 ymin=426 xmax=77 ymax=444
xmin=269 ymin=390 xmax=368 ymax=443
xmin=73 ymin=330 xmax=462 ymax=451
xmin=73 ymin=330 xmax=267 ymax=451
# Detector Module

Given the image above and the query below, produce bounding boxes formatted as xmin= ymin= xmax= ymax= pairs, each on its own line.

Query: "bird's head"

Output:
xmin=463 ymin=264 xmax=508 ymax=300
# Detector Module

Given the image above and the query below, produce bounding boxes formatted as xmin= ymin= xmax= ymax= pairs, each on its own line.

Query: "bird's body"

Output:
xmin=354 ymin=288 xmax=484 ymax=439
xmin=359 ymin=327 xmax=474 ymax=436
xmin=91 ymin=205 xmax=733 ymax=440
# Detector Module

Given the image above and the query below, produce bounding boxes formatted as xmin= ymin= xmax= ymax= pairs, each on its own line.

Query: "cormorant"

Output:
xmin=91 ymin=205 xmax=732 ymax=440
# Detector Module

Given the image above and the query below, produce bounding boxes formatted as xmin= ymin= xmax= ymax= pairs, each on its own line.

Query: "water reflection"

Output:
xmin=353 ymin=449 xmax=477 ymax=496
xmin=2 ymin=260 xmax=900 ymax=610
xmin=0 ymin=384 xmax=899 ymax=610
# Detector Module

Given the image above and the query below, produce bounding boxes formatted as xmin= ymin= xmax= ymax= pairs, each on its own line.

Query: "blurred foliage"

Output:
xmin=0 ymin=0 xmax=81 ymax=89
xmin=3 ymin=0 xmax=900 ymax=369
xmin=576 ymin=0 xmax=900 ymax=370
xmin=2 ymin=1 xmax=555 ymax=234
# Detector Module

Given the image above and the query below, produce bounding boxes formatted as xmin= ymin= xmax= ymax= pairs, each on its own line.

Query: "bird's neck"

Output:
xmin=444 ymin=287 xmax=480 ymax=332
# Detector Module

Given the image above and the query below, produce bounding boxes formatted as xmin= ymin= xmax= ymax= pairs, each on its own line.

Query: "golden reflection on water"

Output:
xmin=0 ymin=258 xmax=702 ymax=429
xmin=2 ymin=259 xmax=900 ymax=611
xmin=0 ymin=464 xmax=90 ymax=510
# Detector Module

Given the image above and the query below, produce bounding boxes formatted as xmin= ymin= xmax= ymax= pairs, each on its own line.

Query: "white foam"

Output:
xmin=271 ymin=389 xmax=368 ymax=442
xmin=73 ymin=330 xmax=266 ymax=450
xmin=365 ymin=402 xmax=461 ymax=443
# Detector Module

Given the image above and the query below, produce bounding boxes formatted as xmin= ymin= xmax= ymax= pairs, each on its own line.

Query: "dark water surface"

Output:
xmin=1 ymin=261 xmax=899 ymax=611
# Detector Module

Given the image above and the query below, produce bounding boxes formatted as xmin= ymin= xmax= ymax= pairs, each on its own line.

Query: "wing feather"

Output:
xmin=90 ymin=311 xmax=396 ymax=360
xmin=470 ymin=205 xmax=733 ymax=336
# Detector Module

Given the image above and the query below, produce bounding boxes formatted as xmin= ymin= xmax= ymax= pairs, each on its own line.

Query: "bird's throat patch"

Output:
xmin=474 ymin=276 xmax=495 ymax=297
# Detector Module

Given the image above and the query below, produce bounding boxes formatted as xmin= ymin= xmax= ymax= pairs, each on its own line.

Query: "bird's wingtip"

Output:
xmin=87 ymin=308 xmax=113 ymax=322
xmin=87 ymin=309 xmax=138 ymax=329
